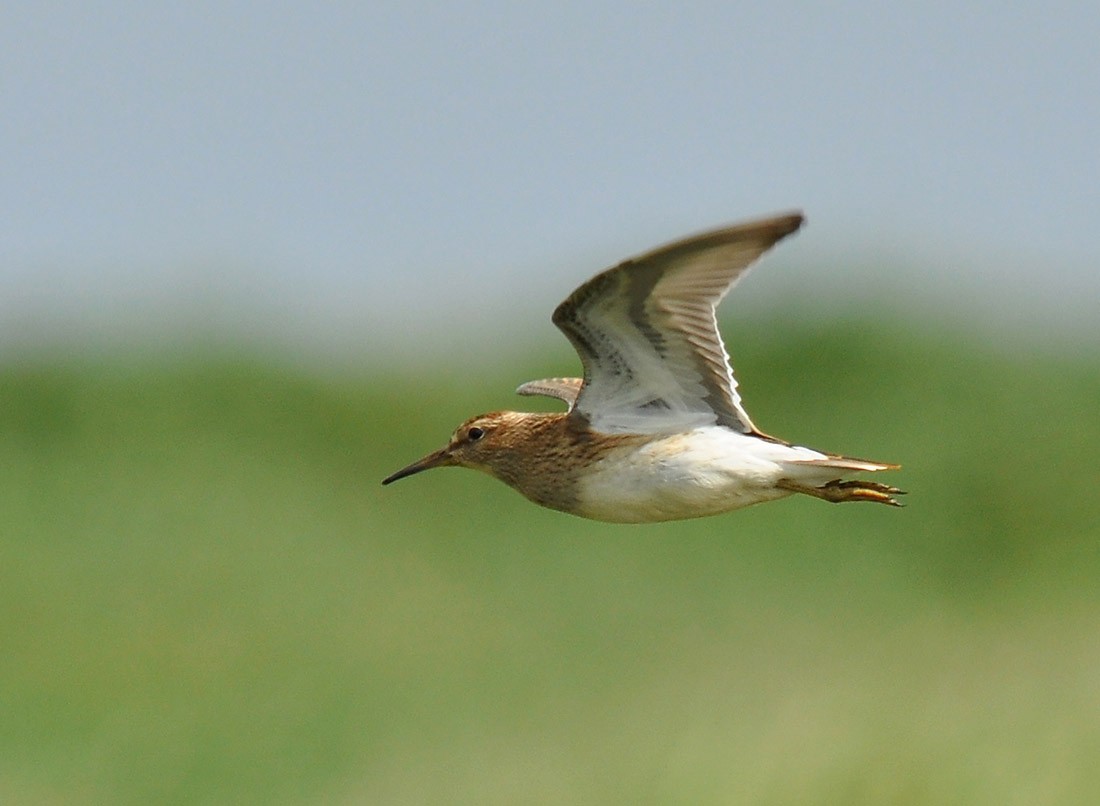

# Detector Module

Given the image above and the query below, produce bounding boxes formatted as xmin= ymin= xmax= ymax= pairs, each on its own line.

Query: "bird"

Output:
xmin=382 ymin=211 xmax=903 ymax=523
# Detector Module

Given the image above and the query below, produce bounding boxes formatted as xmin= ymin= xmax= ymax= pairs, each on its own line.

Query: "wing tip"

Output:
xmin=760 ymin=210 xmax=805 ymax=242
xmin=516 ymin=377 xmax=584 ymax=408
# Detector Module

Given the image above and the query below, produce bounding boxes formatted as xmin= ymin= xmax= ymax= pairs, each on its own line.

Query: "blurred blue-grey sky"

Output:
xmin=3 ymin=2 xmax=1097 ymax=357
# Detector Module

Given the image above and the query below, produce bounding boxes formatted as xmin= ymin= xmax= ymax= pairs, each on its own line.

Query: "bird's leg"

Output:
xmin=779 ymin=478 xmax=906 ymax=507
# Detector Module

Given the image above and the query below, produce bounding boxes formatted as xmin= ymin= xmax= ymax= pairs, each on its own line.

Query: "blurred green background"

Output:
xmin=3 ymin=314 xmax=1098 ymax=804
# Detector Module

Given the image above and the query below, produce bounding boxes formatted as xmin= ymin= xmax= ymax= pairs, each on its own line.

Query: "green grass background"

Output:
xmin=2 ymin=315 xmax=1098 ymax=804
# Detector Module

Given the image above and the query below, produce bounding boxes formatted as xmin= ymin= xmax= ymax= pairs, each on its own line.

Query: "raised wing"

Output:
xmin=515 ymin=377 xmax=584 ymax=410
xmin=552 ymin=212 xmax=804 ymax=435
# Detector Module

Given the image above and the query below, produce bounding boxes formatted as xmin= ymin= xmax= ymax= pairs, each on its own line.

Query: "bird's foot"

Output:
xmin=780 ymin=478 xmax=906 ymax=507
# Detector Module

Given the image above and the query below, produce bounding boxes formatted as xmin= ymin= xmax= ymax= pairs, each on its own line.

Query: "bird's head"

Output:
xmin=381 ymin=411 xmax=523 ymax=485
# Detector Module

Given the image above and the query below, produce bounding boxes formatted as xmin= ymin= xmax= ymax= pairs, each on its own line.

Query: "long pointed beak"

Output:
xmin=381 ymin=446 xmax=453 ymax=485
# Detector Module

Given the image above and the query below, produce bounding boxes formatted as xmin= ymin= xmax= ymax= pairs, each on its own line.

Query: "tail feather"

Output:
xmin=789 ymin=456 xmax=900 ymax=473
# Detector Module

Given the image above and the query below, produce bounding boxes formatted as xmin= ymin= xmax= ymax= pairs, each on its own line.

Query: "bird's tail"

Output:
xmin=780 ymin=456 xmax=904 ymax=506
xmin=788 ymin=455 xmax=900 ymax=473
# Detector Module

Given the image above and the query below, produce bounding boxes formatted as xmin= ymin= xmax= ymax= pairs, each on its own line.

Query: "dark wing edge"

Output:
xmin=618 ymin=212 xmax=804 ymax=280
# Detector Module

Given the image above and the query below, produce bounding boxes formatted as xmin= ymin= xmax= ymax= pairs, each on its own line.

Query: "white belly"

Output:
xmin=575 ymin=426 xmax=828 ymax=523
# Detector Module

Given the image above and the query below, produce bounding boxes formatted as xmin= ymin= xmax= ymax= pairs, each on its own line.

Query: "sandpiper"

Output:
xmin=383 ymin=212 xmax=903 ymax=523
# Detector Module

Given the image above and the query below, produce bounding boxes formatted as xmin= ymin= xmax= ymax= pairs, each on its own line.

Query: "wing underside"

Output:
xmin=552 ymin=213 xmax=804 ymax=435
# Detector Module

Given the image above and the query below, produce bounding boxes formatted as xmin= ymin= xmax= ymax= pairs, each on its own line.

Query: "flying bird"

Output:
xmin=383 ymin=212 xmax=902 ymax=522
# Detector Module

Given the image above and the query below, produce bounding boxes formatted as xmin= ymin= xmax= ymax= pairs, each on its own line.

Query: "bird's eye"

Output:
xmin=467 ymin=426 xmax=485 ymax=441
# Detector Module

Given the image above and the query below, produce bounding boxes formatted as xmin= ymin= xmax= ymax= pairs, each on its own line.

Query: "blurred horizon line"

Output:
xmin=2 ymin=255 xmax=1095 ymax=369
